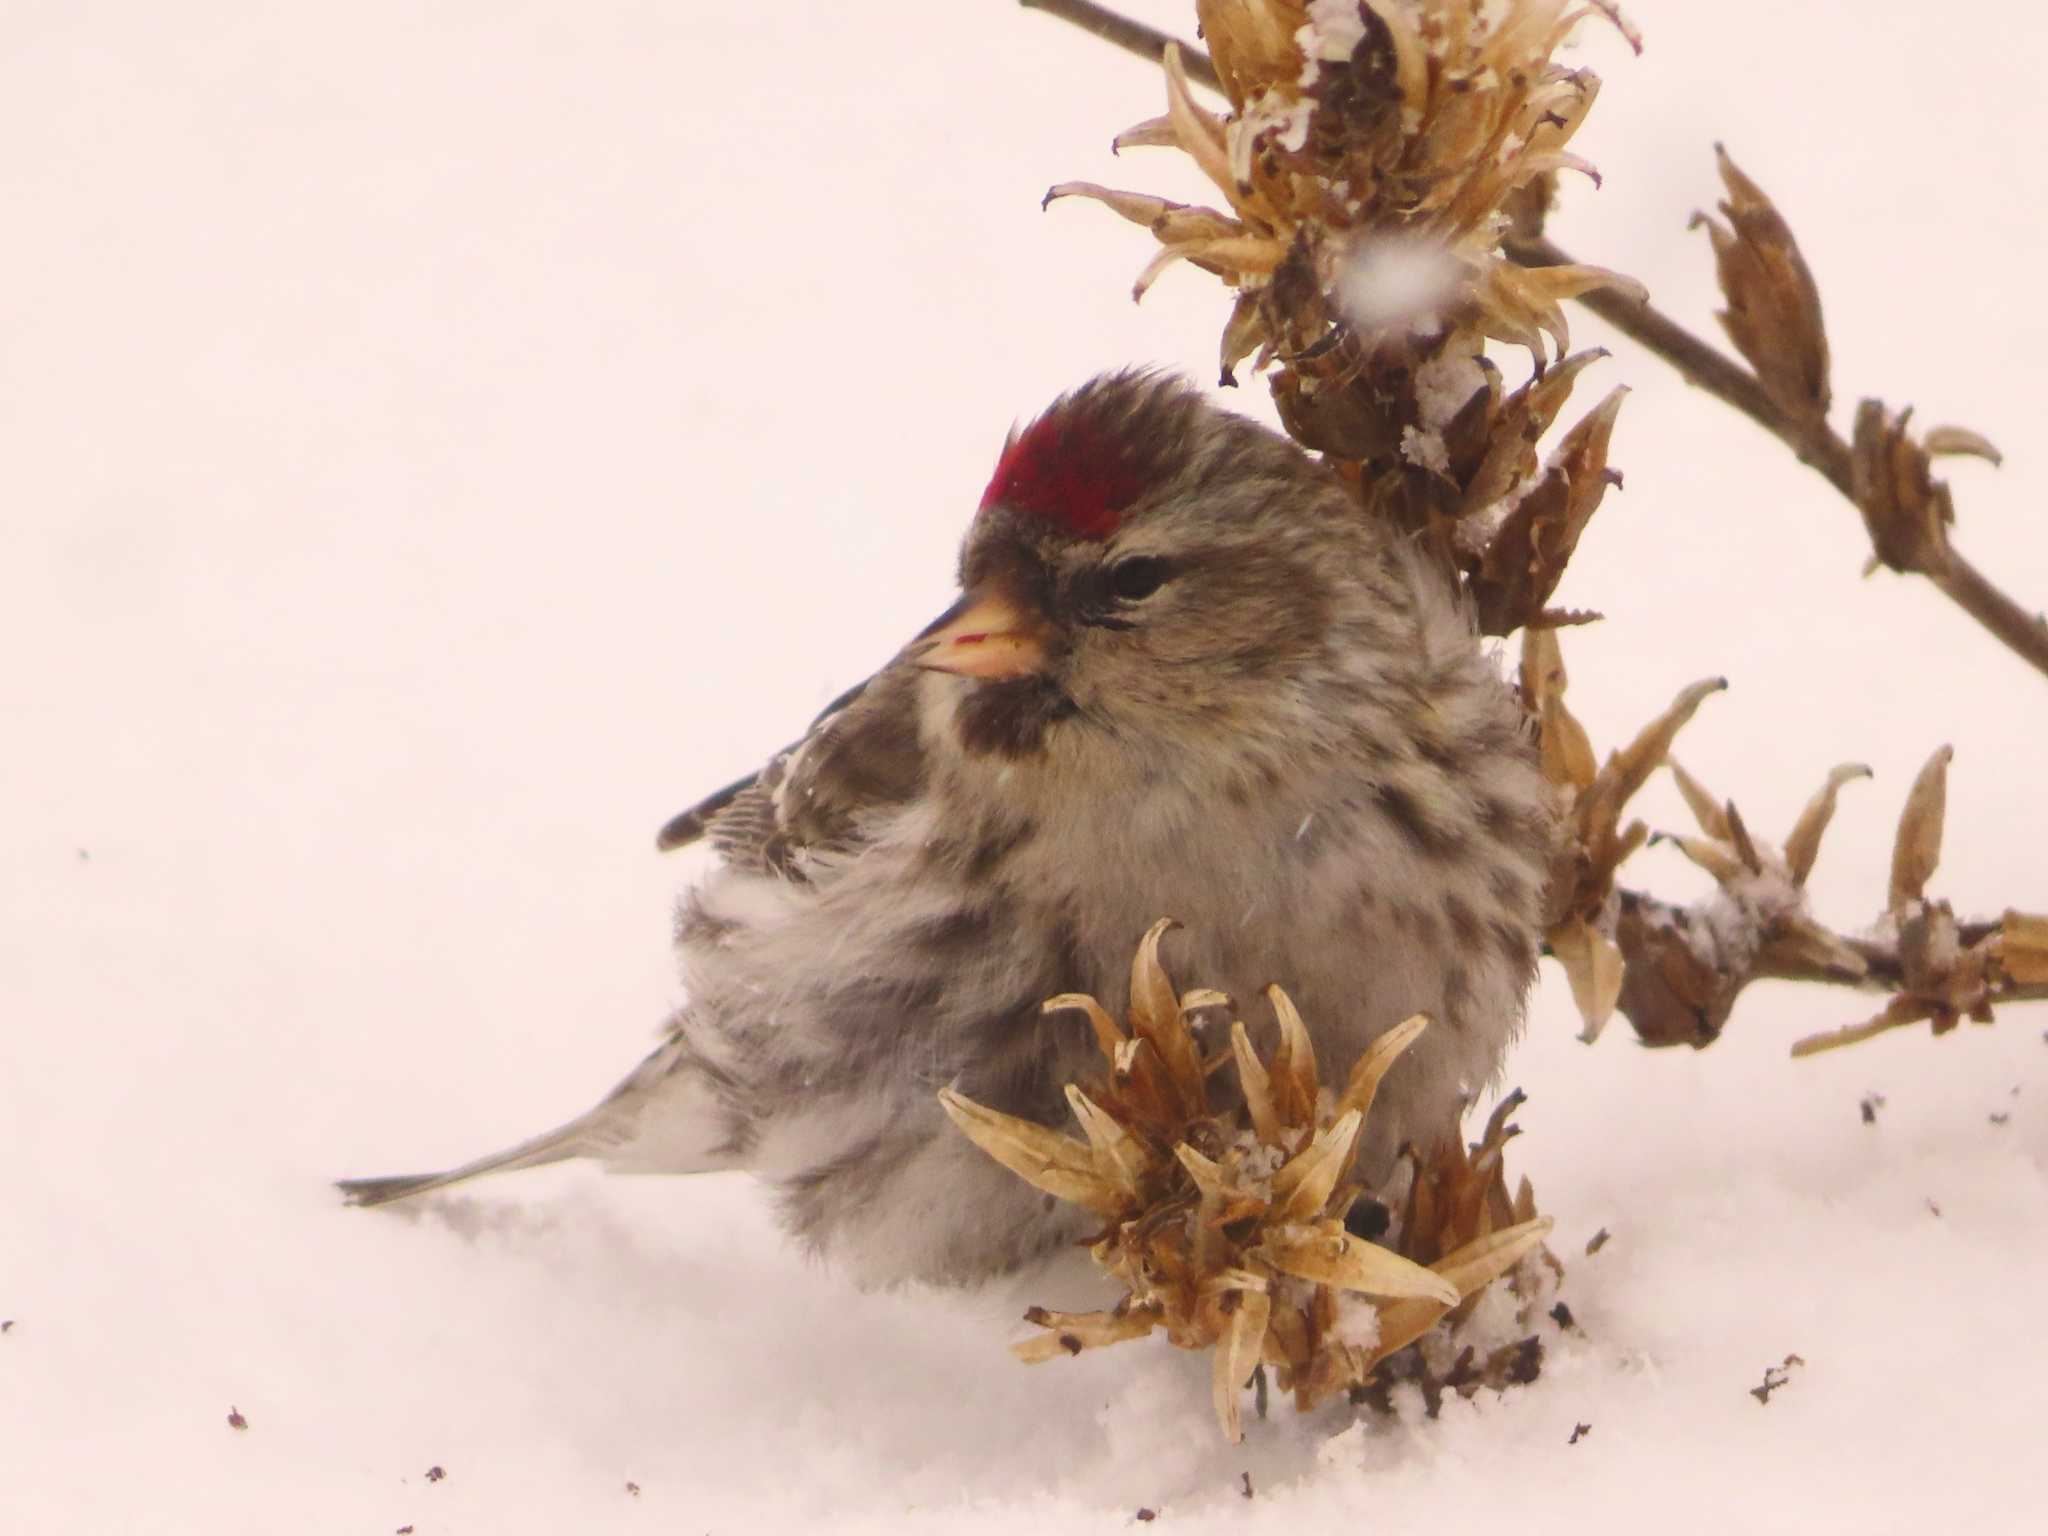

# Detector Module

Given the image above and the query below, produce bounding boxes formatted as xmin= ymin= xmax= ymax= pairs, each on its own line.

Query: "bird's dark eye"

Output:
xmin=1106 ymin=555 xmax=1172 ymax=602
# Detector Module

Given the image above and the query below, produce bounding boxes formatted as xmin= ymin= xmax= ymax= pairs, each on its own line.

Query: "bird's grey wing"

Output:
xmin=339 ymin=671 xmax=926 ymax=1209
xmin=653 ymin=678 xmax=870 ymax=853
xmin=654 ymin=666 xmax=925 ymax=878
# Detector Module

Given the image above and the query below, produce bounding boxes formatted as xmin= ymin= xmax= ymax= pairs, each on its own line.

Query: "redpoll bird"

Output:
xmin=340 ymin=372 xmax=1552 ymax=1287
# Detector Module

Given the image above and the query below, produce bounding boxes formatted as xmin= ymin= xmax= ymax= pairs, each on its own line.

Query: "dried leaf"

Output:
xmin=1723 ymin=802 xmax=1763 ymax=876
xmin=1175 ymin=1142 xmax=1250 ymax=1205
xmin=1271 ymin=1110 xmax=1362 ymax=1223
xmin=1655 ymin=831 xmax=1748 ymax=887
xmin=1666 ymin=759 xmax=1732 ymax=842
xmin=1471 ymin=386 xmax=1629 ymax=636
xmin=1013 ymin=1304 xmax=1161 ymax=1363
xmin=1111 ymin=114 xmax=1178 ymax=152
xmin=1790 ymin=996 xmax=1936 ymax=1059
xmin=1044 ymin=992 xmax=1125 ymax=1062
xmin=1370 ymin=1217 xmax=1556 ymax=1363
xmin=1922 ymin=425 xmax=2002 ymax=466
xmin=1259 ymin=1224 xmax=1462 ymax=1305
xmin=1266 ymin=984 xmax=1320 ymax=1122
xmin=1758 ymin=915 xmax=1870 ymax=980
xmin=1998 ymin=910 xmax=2048 ymax=985
xmin=1066 ymin=1085 xmax=1151 ymax=1199
xmin=1231 ymin=1019 xmax=1282 ymax=1144
xmin=1129 ymin=918 xmax=1203 ymax=1100
xmin=1521 ymin=628 xmax=1597 ymax=791
xmin=1783 ymin=763 xmax=1873 ymax=886
xmin=1853 ymin=402 xmax=1954 ymax=576
xmin=1583 ymin=678 xmax=1728 ymax=848
xmin=1333 ymin=1014 xmax=1430 ymax=1127
xmin=1692 ymin=145 xmax=1831 ymax=428
xmin=1212 ymin=1288 xmax=1272 ymax=1445
xmin=936 ymin=1089 xmax=1123 ymax=1217
xmin=1162 ymin=44 xmax=1234 ymax=200
xmin=1888 ymin=745 xmax=1953 ymax=914
xmin=1456 ymin=348 xmax=1609 ymax=523
xmin=1549 ymin=916 xmax=1625 ymax=1042
xmin=1041 ymin=182 xmax=1238 ymax=246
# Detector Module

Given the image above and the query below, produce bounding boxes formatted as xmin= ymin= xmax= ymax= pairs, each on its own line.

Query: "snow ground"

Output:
xmin=5 ymin=3 xmax=2045 ymax=1531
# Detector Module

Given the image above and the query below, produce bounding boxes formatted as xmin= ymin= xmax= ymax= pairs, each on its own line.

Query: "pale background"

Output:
xmin=4 ymin=2 xmax=2044 ymax=1531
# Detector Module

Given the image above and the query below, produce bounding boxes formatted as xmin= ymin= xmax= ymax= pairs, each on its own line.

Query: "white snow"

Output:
xmin=7 ymin=2 xmax=2048 ymax=1533
xmin=1333 ymin=234 xmax=1466 ymax=335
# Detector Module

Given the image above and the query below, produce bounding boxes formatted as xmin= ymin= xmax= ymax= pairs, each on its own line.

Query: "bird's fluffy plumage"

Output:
xmin=342 ymin=372 xmax=1552 ymax=1288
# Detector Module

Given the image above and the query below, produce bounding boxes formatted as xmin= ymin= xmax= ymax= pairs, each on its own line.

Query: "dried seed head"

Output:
xmin=1692 ymin=146 xmax=1831 ymax=429
xmin=941 ymin=928 xmax=1548 ymax=1441
xmin=1047 ymin=2 xmax=1643 ymax=618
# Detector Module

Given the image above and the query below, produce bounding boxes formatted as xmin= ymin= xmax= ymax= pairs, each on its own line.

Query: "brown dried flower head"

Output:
xmin=1789 ymin=749 xmax=2048 ymax=1057
xmin=1519 ymin=626 xmax=1725 ymax=1040
xmin=1052 ymin=1 xmax=1643 ymax=377
xmin=939 ymin=919 xmax=1551 ymax=1443
xmin=1048 ymin=2 xmax=1645 ymax=628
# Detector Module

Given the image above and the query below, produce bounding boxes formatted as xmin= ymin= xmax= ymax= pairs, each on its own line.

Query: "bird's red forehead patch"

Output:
xmin=979 ymin=407 xmax=1153 ymax=540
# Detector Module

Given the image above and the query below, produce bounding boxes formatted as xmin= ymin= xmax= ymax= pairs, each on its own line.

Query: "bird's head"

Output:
xmin=909 ymin=371 xmax=1397 ymax=769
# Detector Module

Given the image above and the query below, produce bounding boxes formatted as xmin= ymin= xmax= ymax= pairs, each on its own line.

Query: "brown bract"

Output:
xmin=1691 ymin=146 xmax=1831 ymax=431
xmin=1789 ymin=750 xmax=2048 ymax=1056
xmin=1519 ymin=627 xmax=1724 ymax=1041
xmin=1046 ymin=1 xmax=1644 ymax=627
xmin=938 ymin=919 xmax=1551 ymax=1444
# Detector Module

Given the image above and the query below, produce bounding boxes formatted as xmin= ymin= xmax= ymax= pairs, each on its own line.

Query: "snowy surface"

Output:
xmin=6 ymin=2 xmax=2047 ymax=1531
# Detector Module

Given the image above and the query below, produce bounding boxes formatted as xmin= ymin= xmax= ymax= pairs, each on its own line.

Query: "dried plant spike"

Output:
xmin=1161 ymin=43 xmax=1233 ymax=201
xmin=1655 ymin=830 xmax=1747 ymax=887
xmin=1852 ymin=401 xmax=1956 ymax=577
xmin=1111 ymin=114 xmax=1178 ymax=153
xmin=1044 ymin=992 xmax=1126 ymax=1062
xmin=1588 ymin=677 xmax=1728 ymax=834
xmin=1694 ymin=144 xmax=1831 ymax=428
xmin=1271 ymin=1109 xmax=1363 ymax=1223
xmin=1922 ymin=425 xmax=2003 ymax=465
xmin=1180 ymin=988 xmax=1231 ymax=1014
xmin=1888 ymin=745 xmax=1954 ymax=914
xmin=1065 ymin=1084 xmax=1151 ymax=1199
xmin=1213 ymin=1287 xmax=1272 ymax=1445
xmin=1266 ymin=984 xmax=1319 ymax=1121
xmin=936 ymin=1088 xmax=1123 ymax=1217
xmin=1997 ymin=911 xmax=2048 ymax=984
xmin=949 ymin=923 xmax=1552 ymax=1437
xmin=1129 ymin=917 xmax=1204 ymax=1095
xmin=1759 ymin=915 xmax=1871 ymax=980
xmin=1550 ymin=916 xmax=1626 ymax=1042
xmin=1259 ymin=1223 xmax=1462 ymax=1306
xmin=1370 ymin=1215 xmax=1559 ymax=1364
xmin=1790 ymin=996 xmax=1937 ymax=1058
xmin=1230 ymin=1019 xmax=1283 ymax=1144
xmin=1520 ymin=628 xmax=1599 ymax=792
xmin=1723 ymin=802 xmax=1764 ymax=876
xmin=1479 ymin=1087 xmax=1527 ymax=1152
xmin=1128 ymin=917 xmax=1182 ymax=1035
xmin=1459 ymin=348 xmax=1611 ymax=523
xmin=1174 ymin=1141 xmax=1245 ymax=1204
xmin=1013 ymin=1304 xmax=1161 ymax=1363
xmin=1667 ymin=758 xmax=1733 ymax=842
xmin=1334 ymin=1013 xmax=1430 ymax=1126
xmin=1470 ymin=383 xmax=1631 ymax=635
xmin=1783 ymin=763 xmax=1873 ymax=886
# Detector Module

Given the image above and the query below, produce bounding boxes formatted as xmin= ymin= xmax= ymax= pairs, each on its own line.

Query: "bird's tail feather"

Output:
xmin=338 ymin=1028 xmax=742 ymax=1207
xmin=336 ymin=1118 xmax=595 ymax=1208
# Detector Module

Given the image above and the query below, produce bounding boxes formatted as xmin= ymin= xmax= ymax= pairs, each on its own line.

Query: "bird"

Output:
xmin=339 ymin=371 xmax=1553 ymax=1289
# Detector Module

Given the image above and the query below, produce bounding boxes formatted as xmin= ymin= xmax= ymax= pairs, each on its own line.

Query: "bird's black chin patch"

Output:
xmin=954 ymin=677 xmax=1075 ymax=760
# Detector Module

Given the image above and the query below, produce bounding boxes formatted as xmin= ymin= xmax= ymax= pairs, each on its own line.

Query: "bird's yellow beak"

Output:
xmin=910 ymin=587 xmax=1049 ymax=679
